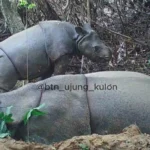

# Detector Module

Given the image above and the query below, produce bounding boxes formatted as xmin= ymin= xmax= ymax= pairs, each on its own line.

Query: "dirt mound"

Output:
xmin=0 ymin=125 xmax=150 ymax=150
xmin=0 ymin=138 xmax=55 ymax=150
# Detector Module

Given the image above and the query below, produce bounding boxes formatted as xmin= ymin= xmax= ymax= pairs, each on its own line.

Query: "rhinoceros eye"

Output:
xmin=93 ymin=46 xmax=99 ymax=52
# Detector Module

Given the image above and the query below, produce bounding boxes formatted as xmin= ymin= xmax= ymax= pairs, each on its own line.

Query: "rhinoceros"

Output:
xmin=0 ymin=71 xmax=149 ymax=144
xmin=0 ymin=20 xmax=112 ymax=92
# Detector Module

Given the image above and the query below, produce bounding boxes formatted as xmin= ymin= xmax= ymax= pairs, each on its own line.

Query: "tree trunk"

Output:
xmin=47 ymin=0 xmax=88 ymax=25
xmin=0 ymin=0 xmax=24 ymax=34
xmin=18 ymin=0 xmax=60 ymax=27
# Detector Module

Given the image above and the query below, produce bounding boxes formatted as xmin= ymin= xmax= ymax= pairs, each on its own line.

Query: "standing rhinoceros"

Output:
xmin=0 ymin=21 xmax=112 ymax=92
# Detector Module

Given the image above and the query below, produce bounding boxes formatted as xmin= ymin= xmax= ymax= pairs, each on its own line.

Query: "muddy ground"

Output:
xmin=0 ymin=125 xmax=150 ymax=150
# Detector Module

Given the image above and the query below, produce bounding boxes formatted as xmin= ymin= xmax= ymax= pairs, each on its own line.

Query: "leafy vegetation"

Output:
xmin=18 ymin=0 xmax=36 ymax=10
xmin=23 ymin=103 xmax=46 ymax=125
xmin=0 ymin=106 xmax=13 ymax=138
xmin=0 ymin=104 xmax=46 ymax=139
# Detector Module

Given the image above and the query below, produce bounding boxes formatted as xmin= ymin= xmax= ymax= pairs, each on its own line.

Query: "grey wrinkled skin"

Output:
xmin=0 ymin=71 xmax=149 ymax=144
xmin=0 ymin=20 xmax=112 ymax=91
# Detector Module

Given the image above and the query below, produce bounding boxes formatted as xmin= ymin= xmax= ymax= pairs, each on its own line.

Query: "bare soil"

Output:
xmin=1 ymin=125 xmax=150 ymax=150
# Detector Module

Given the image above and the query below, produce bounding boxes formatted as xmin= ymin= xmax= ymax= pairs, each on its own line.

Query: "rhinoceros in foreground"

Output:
xmin=0 ymin=71 xmax=149 ymax=144
xmin=0 ymin=20 xmax=112 ymax=92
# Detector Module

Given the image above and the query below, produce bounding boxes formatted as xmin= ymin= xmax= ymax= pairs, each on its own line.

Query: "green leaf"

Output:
xmin=28 ymin=3 xmax=36 ymax=10
xmin=0 ymin=113 xmax=4 ymax=119
xmin=3 ymin=114 xmax=14 ymax=123
xmin=0 ymin=106 xmax=13 ymax=139
xmin=17 ymin=0 xmax=28 ymax=7
xmin=0 ymin=121 xmax=6 ymax=133
xmin=23 ymin=110 xmax=32 ymax=125
xmin=31 ymin=109 xmax=46 ymax=116
xmin=6 ymin=106 xmax=13 ymax=115
xmin=0 ymin=133 xmax=10 ymax=138
xmin=35 ymin=103 xmax=46 ymax=110
xmin=23 ymin=103 xmax=46 ymax=125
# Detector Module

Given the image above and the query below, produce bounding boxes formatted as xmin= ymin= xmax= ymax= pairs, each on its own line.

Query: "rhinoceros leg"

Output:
xmin=53 ymin=55 xmax=70 ymax=75
xmin=0 ymin=49 xmax=18 ymax=92
xmin=40 ymin=55 xmax=70 ymax=80
xmin=40 ymin=65 xmax=54 ymax=80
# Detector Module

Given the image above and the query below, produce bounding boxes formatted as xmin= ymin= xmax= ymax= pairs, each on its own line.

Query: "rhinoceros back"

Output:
xmin=38 ymin=21 xmax=77 ymax=62
xmin=0 ymin=21 xmax=77 ymax=80
xmin=0 ymin=24 xmax=50 ymax=80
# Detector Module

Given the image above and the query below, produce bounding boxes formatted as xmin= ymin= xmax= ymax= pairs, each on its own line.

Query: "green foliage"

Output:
xmin=79 ymin=144 xmax=90 ymax=150
xmin=18 ymin=0 xmax=28 ymax=7
xmin=18 ymin=0 xmax=36 ymax=10
xmin=0 ymin=106 xmax=14 ymax=138
xmin=23 ymin=103 xmax=46 ymax=125
xmin=27 ymin=3 xmax=36 ymax=10
xmin=0 ymin=104 xmax=46 ymax=139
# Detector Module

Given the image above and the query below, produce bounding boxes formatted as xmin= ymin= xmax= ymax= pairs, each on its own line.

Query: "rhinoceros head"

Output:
xmin=75 ymin=23 xmax=112 ymax=62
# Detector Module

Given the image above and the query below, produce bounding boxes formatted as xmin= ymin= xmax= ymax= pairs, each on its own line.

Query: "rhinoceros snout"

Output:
xmin=101 ymin=47 xmax=112 ymax=61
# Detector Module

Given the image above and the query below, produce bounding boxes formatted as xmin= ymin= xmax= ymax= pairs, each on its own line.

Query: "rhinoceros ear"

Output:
xmin=75 ymin=26 xmax=88 ymax=36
